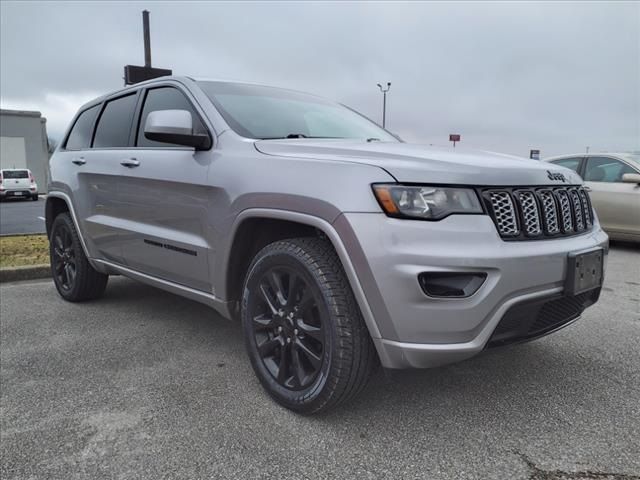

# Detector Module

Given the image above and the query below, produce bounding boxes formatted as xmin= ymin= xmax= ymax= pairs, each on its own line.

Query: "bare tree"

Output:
xmin=47 ymin=137 xmax=58 ymax=157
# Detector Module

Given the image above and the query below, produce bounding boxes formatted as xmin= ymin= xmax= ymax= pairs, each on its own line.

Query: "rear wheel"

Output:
xmin=50 ymin=212 xmax=108 ymax=301
xmin=241 ymin=237 xmax=376 ymax=414
xmin=31 ymin=194 xmax=38 ymax=201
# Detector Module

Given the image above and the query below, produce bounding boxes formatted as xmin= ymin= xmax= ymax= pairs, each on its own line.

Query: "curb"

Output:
xmin=0 ymin=264 xmax=51 ymax=283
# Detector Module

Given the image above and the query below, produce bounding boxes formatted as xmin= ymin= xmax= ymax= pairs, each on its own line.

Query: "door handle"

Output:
xmin=71 ymin=157 xmax=86 ymax=165
xmin=120 ymin=158 xmax=140 ymax=168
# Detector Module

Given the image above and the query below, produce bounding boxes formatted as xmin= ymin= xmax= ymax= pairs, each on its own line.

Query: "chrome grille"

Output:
xmin=484 ymin=186 xmax=593 ymax=240
xmin=489 ymin=191 xmax=519 ymax=236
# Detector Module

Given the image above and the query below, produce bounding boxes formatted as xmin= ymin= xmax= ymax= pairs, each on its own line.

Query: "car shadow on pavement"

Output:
xmin=95 ymin=277 xmax=625 ymax=430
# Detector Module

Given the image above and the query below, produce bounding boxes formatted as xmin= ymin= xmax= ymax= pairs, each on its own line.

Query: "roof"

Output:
xmin=545 ymin=152 xmax=640 ymax=164
xmin=0 ymin=109 xmax=42 ymax=118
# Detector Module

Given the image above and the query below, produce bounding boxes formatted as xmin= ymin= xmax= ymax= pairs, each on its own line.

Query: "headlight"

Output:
xmin=372 ymin=184 xmax=483 ymax=220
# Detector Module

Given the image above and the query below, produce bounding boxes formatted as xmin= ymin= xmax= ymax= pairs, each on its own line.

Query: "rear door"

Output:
xmin=56 ymin=102 xmax=122 ymax=263
xmin=115 ymin=84 xmax=214 ymax=292
xmin=583 ymin=156 xmax=640 ymax=235
xmin=62 ymin=92 xmax=140 ymax=264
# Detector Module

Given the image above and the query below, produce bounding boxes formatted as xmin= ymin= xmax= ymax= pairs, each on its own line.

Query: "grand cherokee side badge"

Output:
xmin=547 ymin=170 xmax=567 ymax=182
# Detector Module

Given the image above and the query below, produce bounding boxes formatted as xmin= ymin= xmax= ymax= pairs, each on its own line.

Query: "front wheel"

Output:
xmin=241 ymin=237 xmax=376 ymax=414
xmin=49 ymin=212 xmax=108 ymax=301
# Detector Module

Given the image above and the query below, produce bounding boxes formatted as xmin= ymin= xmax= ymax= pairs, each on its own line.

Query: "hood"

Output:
xmin=254 ymin=140 xmax=583 ymax=186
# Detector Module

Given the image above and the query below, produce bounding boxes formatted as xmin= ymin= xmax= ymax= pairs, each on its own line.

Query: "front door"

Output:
xmin=116 ymin=85 xmax=214 ymax=292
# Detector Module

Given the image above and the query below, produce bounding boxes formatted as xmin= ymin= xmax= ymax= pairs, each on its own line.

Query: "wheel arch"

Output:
xmin=45 ymin=192 xmax=96 ymax=267
xmin=223 ymin=209 xmax=382 ymax=339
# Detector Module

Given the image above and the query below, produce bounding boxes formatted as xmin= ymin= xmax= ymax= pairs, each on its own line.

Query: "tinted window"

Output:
xmin=551 ymin=157 xmax=582 ymax=173
xmin=65 ymin=105 xmax=100 ymax=150
xmin=137 ymin=87 xmax=206 ymax=147
xmin=2 ymin=170 xmax=29 ymax=179
xmin=584 ymin=157 xmax=637 ymax=182
xmin=93 ymin=93 xmax=138 ymax=148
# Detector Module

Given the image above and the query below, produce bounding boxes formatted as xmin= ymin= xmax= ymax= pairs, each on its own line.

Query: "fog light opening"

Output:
xmin=418 ymin=272 xmax=487 ymax=298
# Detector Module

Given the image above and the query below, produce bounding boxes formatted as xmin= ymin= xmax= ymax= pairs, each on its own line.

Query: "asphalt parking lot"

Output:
xmin=1 ymin=245 xmax=639 ymax=479
xmin=0 ymin=197 xmax=46 ymax=235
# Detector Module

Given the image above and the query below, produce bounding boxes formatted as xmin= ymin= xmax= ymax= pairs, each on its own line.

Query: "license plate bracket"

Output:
xmin=566 ymin=249 xmax=603 ymax=295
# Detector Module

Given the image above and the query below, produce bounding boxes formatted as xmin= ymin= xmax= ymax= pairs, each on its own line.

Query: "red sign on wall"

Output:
xmin=449 ymin=134 xmax=461 ymax=142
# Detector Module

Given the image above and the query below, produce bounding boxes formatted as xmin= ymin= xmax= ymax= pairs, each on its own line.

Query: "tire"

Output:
xmin=241 ymin=237 xmax=376 ymax=414
xmin=32 ymin=195 xmax=39 ymax=201
xmin=49 ymin=212 xmax=108 ymax=302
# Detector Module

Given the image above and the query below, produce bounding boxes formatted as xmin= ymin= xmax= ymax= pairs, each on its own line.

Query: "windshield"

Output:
xmin=198 ymin=81 xmax=397 ymax=142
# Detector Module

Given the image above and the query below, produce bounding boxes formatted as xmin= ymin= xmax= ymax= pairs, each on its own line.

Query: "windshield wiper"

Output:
xmin=258 ymin=134 xmax=344 ymax=140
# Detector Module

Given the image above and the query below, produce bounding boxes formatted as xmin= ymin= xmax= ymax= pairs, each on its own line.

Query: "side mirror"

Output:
xmin=621 ymin=173 xmax=640 ymax=184
xmin=144 ymin=110 xmax=211 ymax=150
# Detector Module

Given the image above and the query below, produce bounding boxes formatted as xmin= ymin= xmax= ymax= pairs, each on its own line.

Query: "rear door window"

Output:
xmin=93 ymin=93 xmax=138 ymax=148
xmin=65 ymin=105 xmax=100 ymax=150
xmin=136 ymin=87 xmax=207 ymax=147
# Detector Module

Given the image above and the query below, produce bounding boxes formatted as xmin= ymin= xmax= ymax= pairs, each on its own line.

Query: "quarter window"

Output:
xmin=65 ymin=105 xmax=100 ymax=150
xmin=584 ymin=157 xmax=637 ymax=183
xmin=137 ymin=87 xmax=206 ymax=147
xmin=550 ymin=157 xmax=582 ymax=173
xmin=93 ymin=93 xmax=138 ymax=148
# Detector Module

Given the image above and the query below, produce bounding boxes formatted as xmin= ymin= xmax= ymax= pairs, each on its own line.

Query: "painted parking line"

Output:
xmin=38 ymin=216 xmax=45 ymax=221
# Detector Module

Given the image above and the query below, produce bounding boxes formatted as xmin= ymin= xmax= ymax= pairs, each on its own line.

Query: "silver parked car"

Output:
xmin=47 ymin=77 xmax=608 ymax=413
xmin=545 ymin=153 xmax=640 ymax=242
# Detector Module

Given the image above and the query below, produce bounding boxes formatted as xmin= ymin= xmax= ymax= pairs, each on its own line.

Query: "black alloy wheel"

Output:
xmin=51 ymin=222 xmax=77 ymax=292
xmin=241 ymin=237 xmax=377 ymax=414
xmin=49 ymin=212 xmax=108 ymax=302
xmin=249 ymin=266 xmax=325 ymax=390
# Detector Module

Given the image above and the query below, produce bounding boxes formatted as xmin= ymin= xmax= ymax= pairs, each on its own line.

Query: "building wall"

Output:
xmin=0 ymin=110 xmax=49 ymax=191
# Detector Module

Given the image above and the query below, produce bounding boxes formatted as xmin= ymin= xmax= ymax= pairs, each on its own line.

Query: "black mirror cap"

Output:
xmin=144 ymin=131 xmax=212 ymax=150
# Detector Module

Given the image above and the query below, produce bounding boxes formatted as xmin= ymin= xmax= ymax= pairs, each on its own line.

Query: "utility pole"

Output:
xmin=376 ymin=82 xmax=391 ymax=128
xmin=143 ymin=10 xmax=152 ymax=68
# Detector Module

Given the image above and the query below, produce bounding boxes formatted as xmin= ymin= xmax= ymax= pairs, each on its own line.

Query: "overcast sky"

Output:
xmin=1 ymin=1 xmax=638 ymax=157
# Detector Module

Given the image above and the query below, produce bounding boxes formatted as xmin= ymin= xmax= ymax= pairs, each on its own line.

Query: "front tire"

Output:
xmin=241 ymin=237 xmax=376 ymax=414
xmin=49 ymin=212 xmax=108 ymax=301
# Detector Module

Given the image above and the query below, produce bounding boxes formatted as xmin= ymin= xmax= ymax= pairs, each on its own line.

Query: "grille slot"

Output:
xmin=569 ymin=189 xmax=585 ymax=231
xmin=515 ymin=190 xmax=542 ymax=236
xmin=538 ymin=190 xmax=560 ymax=235
xmin=484 ymin=186 xmax=593 ymax=241
xmin=488 ymin=191 xmax=519 ymax=236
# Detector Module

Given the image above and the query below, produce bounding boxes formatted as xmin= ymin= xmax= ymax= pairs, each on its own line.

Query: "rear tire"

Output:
xmin=49 ymin=212 xmax=108 ymax=302
xmin=31 ymin=195 xmax=38 ymax=201
xmin=241 ymin=237 xmax=376 ymax=414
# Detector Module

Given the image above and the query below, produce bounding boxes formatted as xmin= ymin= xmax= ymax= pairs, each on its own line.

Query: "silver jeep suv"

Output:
xmin=47 ymin=77 xmax=608 ymax=413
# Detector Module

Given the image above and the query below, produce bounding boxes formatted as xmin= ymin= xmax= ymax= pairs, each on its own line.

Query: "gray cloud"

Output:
xmin=1 ymin=1 xmax=638 ymax=157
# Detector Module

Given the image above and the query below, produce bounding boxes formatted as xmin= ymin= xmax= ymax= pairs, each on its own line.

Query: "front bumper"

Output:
xmin=339 ymin=213 xmax=609 ymax=369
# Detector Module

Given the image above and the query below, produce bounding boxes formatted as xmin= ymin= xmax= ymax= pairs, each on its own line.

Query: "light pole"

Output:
xmin=377 ymin=82 xmax=391 ymax=128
